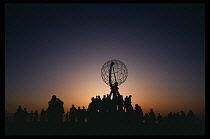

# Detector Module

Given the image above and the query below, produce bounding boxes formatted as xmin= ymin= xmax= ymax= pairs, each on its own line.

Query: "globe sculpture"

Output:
xmin=101 ymin=60 xmax=128 ymax=86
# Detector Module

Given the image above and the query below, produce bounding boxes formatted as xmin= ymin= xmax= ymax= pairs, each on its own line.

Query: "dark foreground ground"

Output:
xmin=5 ymin=120 xmax=205 ymax=136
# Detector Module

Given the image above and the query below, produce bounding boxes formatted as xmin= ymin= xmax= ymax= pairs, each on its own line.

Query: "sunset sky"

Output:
xmin=5 ymin=3 xmax=205 ymax=116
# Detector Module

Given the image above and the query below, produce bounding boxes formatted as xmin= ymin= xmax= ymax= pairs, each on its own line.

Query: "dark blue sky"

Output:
xmin=5 ymin=3 xmax=205 ymax=115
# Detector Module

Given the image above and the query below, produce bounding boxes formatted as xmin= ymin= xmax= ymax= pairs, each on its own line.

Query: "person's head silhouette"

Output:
xmin=52 ymin=95 xmax=56 ymax=101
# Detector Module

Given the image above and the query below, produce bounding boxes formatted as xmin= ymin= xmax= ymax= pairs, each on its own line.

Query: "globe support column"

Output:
xmin=109 ymin=62 xmax=120 ymax=111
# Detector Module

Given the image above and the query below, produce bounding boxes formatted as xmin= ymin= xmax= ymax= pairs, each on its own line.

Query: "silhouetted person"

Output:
xmin=106 ymin=94 xmax=111 ymax=112
xmin=134 ymin=104 xmax=143 ymax=124
xmin=124 ymin=96 xmax=128 ymax=112
xmin=187 ymin=110 xmax=196 ymax=126
xmin=16 ymin=105 xmax=22 ymax=113
xmin=88 ymin=97 xmax=98 ymax=112
xmin=47 ymin=95 xmax=57 ymax=123
xmin=157 ymin=113 xmax=163 ymax=124
xmin=29 ymin=111 xmax=34 ymax=122
xmin=65 ymin=112 xmax=69 ymax=122
xmin=149 ymin=108 xmax=156 ymax=125
xmin=128 ymin=95 xmax=133 ymax=110
xmin=46 ymin=95 xmax=64 ymax=124
xmin=34 ymin=110 xmax=38 ymax=122
xmin=56 ymin=98 xmax=65 ymax=122
xmin=180 ymin=111 xmax=186 ymax=126
xmin=14 ymin=105 xmax=24 ymax=123
xmin=77 ymin=106 xmax=82 ymax=123
xmin=81 ymin=106 xmax=87 ymax=123
xmin=187 ymin=110 xmax=195 ymax=120
xmin=88 ymin=97 xmax=100 ymax=125
xmin=124 ymin=95 xmax=133 ymax=112
xmin=168 ymin=112 xmax=173 ymax=123
xmin=69 ymin=104 xmax=77 ymax=124
xmin=144 ymin=112 xmax=150 ymax=125
xmin=23 ymin=108 xmax=28 ymax=122
xmin=175 ymin=112 xmax=180 ymax=120
xmin=40 ymin=109 xmax=46 ymax=123
xmin=101 ymin=95 xmax=107 ymax=113
xmin=173 ymin=112 xmax=180 ymax=125
xmin=117 ymin=95 xmax=124 ymax=112
xmin=95 ymin=95 xmax=102 ymax=112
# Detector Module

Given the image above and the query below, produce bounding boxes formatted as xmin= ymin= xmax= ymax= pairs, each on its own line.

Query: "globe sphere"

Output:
xmin=101 ymin=60 xmax=128 ymax=86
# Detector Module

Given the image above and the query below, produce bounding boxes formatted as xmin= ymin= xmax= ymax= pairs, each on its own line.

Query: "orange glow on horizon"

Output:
xmin=5 ymin=80 xmax=205 ymax=117
xmin=5 ymin=57 xmax=205 ymax=117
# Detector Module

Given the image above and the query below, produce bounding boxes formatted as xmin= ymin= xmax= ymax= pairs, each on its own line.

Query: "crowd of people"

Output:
xmin=9 ymin=94 xmax=196 ymax=128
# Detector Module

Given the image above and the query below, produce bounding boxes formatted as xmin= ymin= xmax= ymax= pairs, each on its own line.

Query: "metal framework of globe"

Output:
xmin=101 ymin=60 xmax=128 ymax=86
